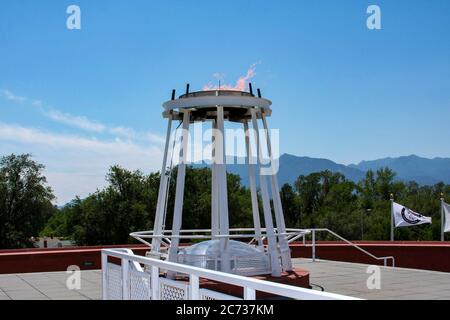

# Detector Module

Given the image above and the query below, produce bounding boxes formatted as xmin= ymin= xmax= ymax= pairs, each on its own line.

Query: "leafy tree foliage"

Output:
xmin=0 ymin=154 xmax=56 ymax=248
xmin=3 ymin=153 xmax=450 ymax=248
xmin=282 ymin=168 xmax=449 ymax=241
xmin=43 ymin=166 xmax=253 ymax=246
xmin=43 ymin=166 xmax=159 ymax=245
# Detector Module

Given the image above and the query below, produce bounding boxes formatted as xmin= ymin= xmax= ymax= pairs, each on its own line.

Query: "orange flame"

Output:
xmin=203 ymin=63 xmax=258 ymax=91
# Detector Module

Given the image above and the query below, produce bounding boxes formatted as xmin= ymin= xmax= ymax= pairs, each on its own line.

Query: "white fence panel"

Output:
xmin=160 ymin=278 xmax=189 ymax=300
xmin=107 ymin=263 xmax=123 ymax=300
xmin=199 ymin=288 xmax=242 ymax=300
xmin=101 ymin=249 xmax=359 ymax=301
xmin=129 ymin=269 xmax=152 ymax=300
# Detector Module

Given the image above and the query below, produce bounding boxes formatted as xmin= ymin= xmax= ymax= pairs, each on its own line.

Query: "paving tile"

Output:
xmin=293 ymin=258 xmax=450 ymax=300
xmin=79 ymin=290 xmax=102 ymax=299
xmin=1 ymin=261 xmax=450 ymax=300
xmin=6 ymin=290 xmax=48 ymax=300
xmin=58 ymin=295 xmax=91 ymax=300
xmin=0 ymin=291 xmax=11 ymax=300
xmin=0 ymin=271 xmax=103 ymax=300
xmin=45 ymin=291 xmax=85 ymax=299
xmin=34 ymin=285 xmax=69 ymax=292
xmin=40 ymin=287 xmax=81 ymax=295
xmin=1 ymin=284 xmax=35 ymax=292
xmin=0 ymin=279 xmax=27 ymax=287
xmin=10 ymin=296 xmax=51 ymax=300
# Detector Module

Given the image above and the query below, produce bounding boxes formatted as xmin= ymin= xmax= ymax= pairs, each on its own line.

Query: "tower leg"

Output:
xmin=216 ymin=106 xmax=230 ymax=272
xmin=244 ymin=120 xmax=263 ymax=250
xmin=151 ymin=115 xmax=173 ymax=253
xmin=167 ymin=111 xmax=190 ymax=269
xmin=261 ymin=112 xmax=293 ymax=271
xmin=251 ymin=108 xmax=281 ymax=277
xmin=211 ymin=120 xmax=219 ymax=238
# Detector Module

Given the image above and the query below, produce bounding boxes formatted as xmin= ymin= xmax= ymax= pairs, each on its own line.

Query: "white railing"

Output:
xmin=101 ymin=248 xmax=359 ymax=300
xmin=130 ymin=228 xmax=310 ymax=248
xmin=176 ymin=252 xmax=271 ymax=276
xmin=131 ymin=227 xmax=394 ymax=267
xmin=305 ymin=228 xmax=396 ymax=267
xmin=130 ymin=228 xmax=308 ymax=276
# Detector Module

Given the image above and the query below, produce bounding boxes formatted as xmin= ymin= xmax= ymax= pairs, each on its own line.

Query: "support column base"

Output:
xmin=199 ymin=267 xmax=310 ymax=299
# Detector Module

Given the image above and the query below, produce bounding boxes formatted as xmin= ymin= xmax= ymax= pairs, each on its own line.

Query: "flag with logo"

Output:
xmin=444 ymin=202 xmax=450 ymax=233
xmin=392 ymin=202 xmax=432 ymax=228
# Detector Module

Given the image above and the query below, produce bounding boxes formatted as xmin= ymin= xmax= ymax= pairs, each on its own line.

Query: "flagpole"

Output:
xmin=441 ymin=193 xmax=445 ymax=242
xmin=390 ymin=193 xmax=394 ymax=242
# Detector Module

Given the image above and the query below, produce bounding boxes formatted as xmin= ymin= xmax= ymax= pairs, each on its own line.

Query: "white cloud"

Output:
xmin=45 ymin=109 xmax=165 ymax=143
xmin=45 ymin=172 xmax=108 ymax=204
xmin=0 ymin=123 xmax=163 ymax=204
xmin=32 ymin=100 xmax=43 ymax=107
xmin=1 ymin=89 xmax=26 ymax=102
xmin=0 ymin=89 xmax=166 ymax=204
xmin=144 ymin=132 xmax=166 ymax=145
xmin=0 ymin=122 xmax=162 ymax=158
xmin=109 ymin=126 xmax=136 ymax=139
xmin=1 ymin=89 xmax=165 ymax=143
xmin=45 ymin=109 xmax=106 ymax=133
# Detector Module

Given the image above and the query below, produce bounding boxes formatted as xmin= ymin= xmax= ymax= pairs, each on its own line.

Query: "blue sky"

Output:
xmin=1 ymin=0 xmax=450 ymax=203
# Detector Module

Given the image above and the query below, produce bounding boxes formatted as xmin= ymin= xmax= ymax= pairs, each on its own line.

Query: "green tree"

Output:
xmin=280 ymin=183 xmax=301 ymax=227
xmin=44 ymin=165 xmax=256 ymax=246
xmin=0 ymin=154 xmax=56 ymax=248
xmin=43 ymin=166 xmax=160 ymax=245
xmin=165 ymin=166 xmax=253 ymax=231
xmin=41 ymin=162 xmax=450 ymax=244
xmin=374 ymin=167 xmax=396 ymax=200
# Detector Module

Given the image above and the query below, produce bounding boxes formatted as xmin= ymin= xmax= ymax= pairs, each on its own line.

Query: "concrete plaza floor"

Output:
xmin=0 ymin=259 xmax=449 ymax=300
xmin=293 ymin=259 xmax=450 ymax=300
xmin=0 ymin=269 xmax=101 ymax=300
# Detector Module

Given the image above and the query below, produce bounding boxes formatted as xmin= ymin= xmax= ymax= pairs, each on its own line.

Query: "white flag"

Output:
xmin=392 ymin=202 xmax=432 ymax=228
xmin=444 ymin=202 xmax=450 ymax=233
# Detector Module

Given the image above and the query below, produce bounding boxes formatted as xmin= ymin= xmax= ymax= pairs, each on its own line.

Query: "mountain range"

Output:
xmin=209 ymin=154 xmax=450 ymax=187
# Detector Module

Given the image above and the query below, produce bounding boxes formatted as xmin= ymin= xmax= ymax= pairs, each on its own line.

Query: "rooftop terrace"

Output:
xmin=1 ymin=259 xmax=449 ymax=300
xmin=293 ymin=259 xmax=450 ymax=300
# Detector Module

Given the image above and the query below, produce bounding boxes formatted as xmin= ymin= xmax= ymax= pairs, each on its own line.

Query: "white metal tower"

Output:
xmin=133 ymin=85 xmax=293 ymax=277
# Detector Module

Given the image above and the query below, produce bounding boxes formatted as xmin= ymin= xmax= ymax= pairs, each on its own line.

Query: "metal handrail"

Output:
xmin=130 ymin=228 xmax=309 ymax=248
xmin=130 ymin=227 xmax=395 ymax=267
xmin=305 ymin=228 xmax=395 ymax=267
xmin=102 ymin=248 xmax=359 ymax=300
